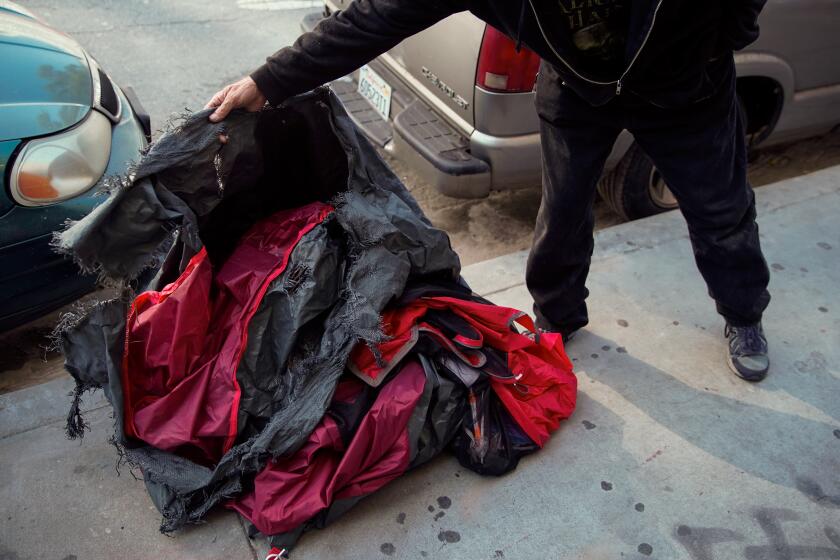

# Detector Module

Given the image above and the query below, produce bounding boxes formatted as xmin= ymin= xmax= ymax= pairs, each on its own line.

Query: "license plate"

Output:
xmin=357 ymin=65 xmax=392 ymax=121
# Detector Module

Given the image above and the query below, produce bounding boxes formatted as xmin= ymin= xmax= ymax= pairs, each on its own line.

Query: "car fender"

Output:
xmin=734 ymin=52 xmax=795 ymax=104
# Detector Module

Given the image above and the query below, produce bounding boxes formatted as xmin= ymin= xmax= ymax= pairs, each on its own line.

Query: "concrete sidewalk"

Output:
xmin=2 ymin=167 xmax=838 ymax=560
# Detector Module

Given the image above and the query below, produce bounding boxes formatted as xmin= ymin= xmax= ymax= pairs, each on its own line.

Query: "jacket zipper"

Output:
xmin=527 ymin=0 xmax=664 ymax=95
xmin=615 ymin=0 xmax=664 ymax=95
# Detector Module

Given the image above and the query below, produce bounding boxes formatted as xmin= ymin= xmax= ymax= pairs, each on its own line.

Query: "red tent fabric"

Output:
xmin=121 ymin=202 xmax=334 ymax=465
xmin=350 ymin=297 xmax=576 ymax=447
xmin=230 ymin=360 xmax=427 ymax=536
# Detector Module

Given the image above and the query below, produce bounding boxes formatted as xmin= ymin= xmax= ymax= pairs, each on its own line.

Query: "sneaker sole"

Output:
xmin=726 ymin=350 xmax=768 ymax=382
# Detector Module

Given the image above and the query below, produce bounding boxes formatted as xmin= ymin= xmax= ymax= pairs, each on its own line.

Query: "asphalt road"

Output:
xmin=21 ymin=0 xmax=312 ymax=128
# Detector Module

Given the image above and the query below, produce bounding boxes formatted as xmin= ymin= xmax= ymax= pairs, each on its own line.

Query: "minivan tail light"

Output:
xmin=476 ymin=25 xmax=541 ymax=93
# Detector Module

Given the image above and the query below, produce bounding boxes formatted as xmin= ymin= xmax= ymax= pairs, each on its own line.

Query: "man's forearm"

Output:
xmin=251 ymin=0 xmax=464 ymax=105
xmin=721 ymin=0 xmax=767 ymax=52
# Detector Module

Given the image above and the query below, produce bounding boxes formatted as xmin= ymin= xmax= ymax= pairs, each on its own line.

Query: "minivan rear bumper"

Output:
xmin=302 ymin=12 xmax=540 ymax=198
xmin=329 ymin=58 xmax=543 ymax=198
xmin=469 ymin=129 xmax=542 ymax=192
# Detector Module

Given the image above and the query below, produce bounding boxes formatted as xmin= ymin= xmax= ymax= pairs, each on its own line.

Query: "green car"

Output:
xmin=0 ymin=1 xmax=150 ymax=330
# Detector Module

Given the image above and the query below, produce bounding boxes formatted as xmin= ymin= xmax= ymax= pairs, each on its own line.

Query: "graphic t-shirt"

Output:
xmin=557 ymin=0 xmax=630 ymax=73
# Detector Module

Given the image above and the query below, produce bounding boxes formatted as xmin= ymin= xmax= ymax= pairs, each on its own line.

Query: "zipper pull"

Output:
xmin=616 ymin=79 xmax=623 ymax=96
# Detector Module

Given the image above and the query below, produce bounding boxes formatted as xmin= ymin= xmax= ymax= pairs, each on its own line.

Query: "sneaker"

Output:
xmin=535 ymin=328 xmax=577 ymax=344
xmin=725 ymin=322 xmax=769 ymax=381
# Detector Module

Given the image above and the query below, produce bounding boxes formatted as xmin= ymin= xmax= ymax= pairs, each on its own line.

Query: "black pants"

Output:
xmin=526 ymin=57 xmax=771 ymax=333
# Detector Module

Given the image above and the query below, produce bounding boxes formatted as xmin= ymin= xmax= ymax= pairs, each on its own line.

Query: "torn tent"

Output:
xmin=348 ymin=293 xmax=576 ymax=448
xmin=55 ymin=88 xmax=576 ymax=549
xmin=121 ymin=202 xmax=335 ymax=464
xmin=232 ymin=287 xmax=576 ymax=550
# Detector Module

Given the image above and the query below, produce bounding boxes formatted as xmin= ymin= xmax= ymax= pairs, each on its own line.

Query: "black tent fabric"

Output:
xmin=55 ymin=88 xmax=461 ymax=532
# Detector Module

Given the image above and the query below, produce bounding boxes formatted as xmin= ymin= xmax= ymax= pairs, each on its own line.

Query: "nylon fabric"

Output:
xmin=55 ymin=88 xmax=576 ymax=549
xmin=349 ymin=296 xmax=577 ymax=446
xmin=230 ymin=360 xmax=426 ymax=536
xmin=57 ymin=89 xmax=460 ymax=533
xmin=122 ymin=203 xmax=333 ymax=464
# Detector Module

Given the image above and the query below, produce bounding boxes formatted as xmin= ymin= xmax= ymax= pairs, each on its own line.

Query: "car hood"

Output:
xmin=0 ymin=2 xmax=92 ymax=141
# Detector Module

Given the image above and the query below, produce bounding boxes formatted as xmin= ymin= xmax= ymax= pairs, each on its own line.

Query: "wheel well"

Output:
xmin=736 ymin=76 xmax=784 ymax=147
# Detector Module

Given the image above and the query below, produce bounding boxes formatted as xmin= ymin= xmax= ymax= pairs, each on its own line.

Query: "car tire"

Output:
xmin=598 ymin=96 xmax=751 ymax=221
xmin=597 ymin=143 xmax=679 ymax=221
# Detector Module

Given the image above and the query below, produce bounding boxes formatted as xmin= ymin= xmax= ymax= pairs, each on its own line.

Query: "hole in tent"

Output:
xmin=198 ymin=101 xmax=351 ymax=267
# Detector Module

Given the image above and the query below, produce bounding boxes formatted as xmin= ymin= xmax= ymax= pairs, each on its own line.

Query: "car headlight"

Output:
xmin=9 ymin=110 xmax=113 ymax=207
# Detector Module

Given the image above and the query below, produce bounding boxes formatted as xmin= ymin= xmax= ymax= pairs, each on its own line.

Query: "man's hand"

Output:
xmin=205 ymin=76 xmax=267 ymax=122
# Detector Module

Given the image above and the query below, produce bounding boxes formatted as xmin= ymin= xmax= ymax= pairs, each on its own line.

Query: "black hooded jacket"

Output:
xmin=251 ymin=0 xmax=766 ymax=109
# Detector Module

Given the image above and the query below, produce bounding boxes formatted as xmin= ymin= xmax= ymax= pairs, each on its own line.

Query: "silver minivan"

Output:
xmin=303 ymin=2 xmax=840 ymax=220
